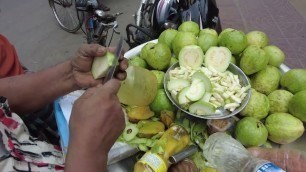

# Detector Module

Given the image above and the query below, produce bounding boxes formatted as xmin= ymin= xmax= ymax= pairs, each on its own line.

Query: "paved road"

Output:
xmin=0 ymin=0 xmax=138 ymax=71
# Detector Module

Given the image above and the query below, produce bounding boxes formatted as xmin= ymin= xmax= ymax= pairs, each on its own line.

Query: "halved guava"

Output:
xmin=204 ymin=46 xmax=231 ymax=72
xmin=178 ymin=45 xmax=204 ymax=69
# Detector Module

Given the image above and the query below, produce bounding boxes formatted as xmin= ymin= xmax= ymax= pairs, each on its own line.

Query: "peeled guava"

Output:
xmin=140 ymin=42 xmax=156 ymax=60
xmin=218 ymin=29 xmax=248 ymax=55
xmin=235 ymin=117 xmax=268 ymax=147
xmin=246 ymin=31 xmax=268 ymax=48
xmin=146 ymin=43 xmax=171 ymax=70
xmin=198 ymin=33 xmax=218 ymax=53
xmin=288 ymin=90 xmax=306 ymax=122
xmin=178 ymin=21 xmax=200 ymax=36
xmin=129 ymin=56 xmax=148 ymax=68
xmin=199 ymin=28 xmax=218 ymax=37
xmin=240 ymin=89 xmax=270 ymax=119
xmin=91 ymin=51 xmax=115 ymax=79
xmin=151 ymin=70 xmax=165 ymax=89
xmin=280 ymin=69 xmax=306 ymax=94
xmin=172 ymin=32 xmax=198 ymax=56
xmin=268 ymin=90 xmax=293 ymax=114
xmin=265 ymin=113 xmax=304 ymax=144
xmin=240 ymin=45 xmax=269 ymax=75
xmin=251 ymin=65 xmax=281 ymax=95
xmin=158 ymin=29 xmax=178 ymax=49
xmin=264 ymin=45 xmax=285 ymax=67
xmin=179 ymin=45 xmax=204 ymax=69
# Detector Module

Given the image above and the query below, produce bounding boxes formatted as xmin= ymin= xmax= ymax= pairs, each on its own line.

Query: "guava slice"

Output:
xmin=167 ymin=79 xmax=190 ymax=92
xmin=178 ymin=86 xmax=192 ymax=106
xmin=123 ymin=123 xmax=139 ymax=141
xmin=201 ymin=92 xmax=212 ymax=102
xmin=191 ymin=71 xmax=212 ymax=92
xmin=179 ymin=45 xmax=204 ymax=69
xmin=189 ymin=101 xmax=216 ymax=116
xmin=186 ymin=79 xmax=206 ymax=101
xmin=204 ymin=46 xmax=231 ymax=72
xmin=91 ymin=52 xmax=115 ymax=79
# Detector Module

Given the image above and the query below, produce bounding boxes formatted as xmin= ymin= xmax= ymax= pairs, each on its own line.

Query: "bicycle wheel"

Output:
xmin=49 ymin=0 xmax=84 ymax=33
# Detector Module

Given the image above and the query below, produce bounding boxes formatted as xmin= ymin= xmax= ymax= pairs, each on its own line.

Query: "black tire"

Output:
xmin=49 ymin=0 xmax=84 ymax=33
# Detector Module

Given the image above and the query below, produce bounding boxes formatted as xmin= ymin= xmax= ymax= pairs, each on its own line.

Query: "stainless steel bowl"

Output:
xmin=164 ymin=62 xmax=251 ymax=119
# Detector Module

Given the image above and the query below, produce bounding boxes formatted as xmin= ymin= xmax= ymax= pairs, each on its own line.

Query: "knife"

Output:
xmin=104 ymin=36 xmax=124 ymax=83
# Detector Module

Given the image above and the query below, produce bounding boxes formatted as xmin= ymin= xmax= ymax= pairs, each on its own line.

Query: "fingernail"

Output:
xmin=97 ymin=47 xmax=104 ymax=53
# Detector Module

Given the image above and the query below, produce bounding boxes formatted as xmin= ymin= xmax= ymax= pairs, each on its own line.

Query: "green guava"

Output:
xmin=198 ymin=33 xmax=218 ymax=53
xmin=150 ymin=89 xmax=175 ymax=116
xmin=199 ymin=28 xmax=218 ymax=37
xmin=264 ymin=45 xmax=285 ymax=67
xmin=168 ymin=57 xmax=178 ymax=68
xmin=246 ymin=31 xmax=268 ymax=48
xmin=151 ymin=70 xmax=165 ymax=89
xmin=218 ymin=29 xmax=248 ymax=55
xmin=265 ymin=113 xmax=305 ymax=144
xmin=158 ymin=29 xmax=178 ymax=49
xmin=146 ymin=43 xmax=171 ymax=70
xmin=178 ymin=21 xmax=200 ymax=36
xmin=129 ymin=56 xmax=148 ymax=68
xmin=240 ymin=45 xmax=269 ymax=75
xmin=140 ymin=42 xmax=156 ymax=60
xmin=218 ymin=28 xmax=234 ymax=42
xmin=288 ymin=90 xmax=306 ymax=122
xmin=240 ymin=89 xmax=270 ymax=119
xmin=251 ymin=65 xmax=281 ymax=95
xmin=172 ymin=32 xmax=198 ymax=56
xmin=268 ymin=90 xmax=293 ymax=114
xmin=235 ymin=117 xmax=268 ymax=147
xmin=280 ymin=69 xmax=306 ymax=94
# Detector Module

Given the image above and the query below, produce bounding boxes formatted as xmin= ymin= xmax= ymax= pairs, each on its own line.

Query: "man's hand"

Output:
xmin=71 ymin=44 xmax=128 ymax=89
xmin=66 ymin=79 xmax=125 ymax=172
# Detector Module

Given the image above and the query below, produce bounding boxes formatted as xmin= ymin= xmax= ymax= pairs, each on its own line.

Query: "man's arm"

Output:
xmin=0 ymin=60 xmax=78 ymax=114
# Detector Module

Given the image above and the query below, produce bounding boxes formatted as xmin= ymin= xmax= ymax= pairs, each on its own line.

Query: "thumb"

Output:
xmin=100 ymin=79 xmax=121 ymax=95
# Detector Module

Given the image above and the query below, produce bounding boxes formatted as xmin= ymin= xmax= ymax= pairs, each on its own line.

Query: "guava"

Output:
xmin=146 ymin=43 xmax=171 ymax=70
xmin=150 ymin=89 xmax=175 ymax=116
xmin=264 ymin=45 xmax=285 ymax=67
xmin=240 ymin=45 xmax=269 ymax=75
xmin=246 ymin=31 xmax=268 ymax=48
xmin=129 ymin=56 xmax=148 ymax=68
xmin=199 ymin=28 xmax=218 ymax=37
xmin=240 ymin=89 xmax=270 ymax=119
xmin=140 ymin=42 xmax=156 ymax=60
xmin=218 ymin=28 xmax=234 ymax=42
xmin=91 ymin=51 xmax=115 ymax=79
xmin=280 ymin=69 xmax=306 ymax=94
xmin=151 ymin=70 xmax=165 ymax=89
xmin=179 ymin=45 xmax=204 ymax=69
xmin=198 ymin=33 xmax=218 ymax=53
xmin=235 ymin=117 xmax=268 ymax=147
xmin=288 ymin=90 xmax=306 ymax=122
xmin=218 ymin=29 xmax=248 ymax=55
xmin=268 ymin=90 xmax=293 ymax=114
xmin=172 ymin=32 xmax=198 ymax=56
xmin=168 ymin=57 xmax=178 ymax=68
xmin=251 ymin=65 xmax=281 ymax=95
xmin=204 ymin=46 xmax=231 ymax=72
xmin=265 ymin=113 xmax=304 ymax=144
xmin=178 ymin=21 xmax=200 ymax=36
xmin=158 ymin=29 xmax=178 ymax=49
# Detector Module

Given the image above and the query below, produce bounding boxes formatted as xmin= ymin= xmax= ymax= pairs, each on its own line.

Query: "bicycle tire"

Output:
xmin=49 ymin=0 xmax=84 ymax=33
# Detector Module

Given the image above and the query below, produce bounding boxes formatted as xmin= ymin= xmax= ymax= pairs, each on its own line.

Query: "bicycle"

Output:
xmin=48 ymin=0 xmax=122 ymax=46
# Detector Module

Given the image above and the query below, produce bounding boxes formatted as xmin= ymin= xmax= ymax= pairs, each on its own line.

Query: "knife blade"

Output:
xmin=104 ymin=36 xmax=124 ymax=83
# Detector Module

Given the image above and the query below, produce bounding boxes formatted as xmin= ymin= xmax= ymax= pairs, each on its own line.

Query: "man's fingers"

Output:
xmin=119 ymin=58 xmax=128 ymax=71
xmin=115 ymin=71 xmax=127 ymax=81
xmin=99 ymin=79 xmax=121 ymax=95
xmin=78 ymin=44 xmax=107 ymax=58
xmin=107 ymin=47 xmax=125 ymax=60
